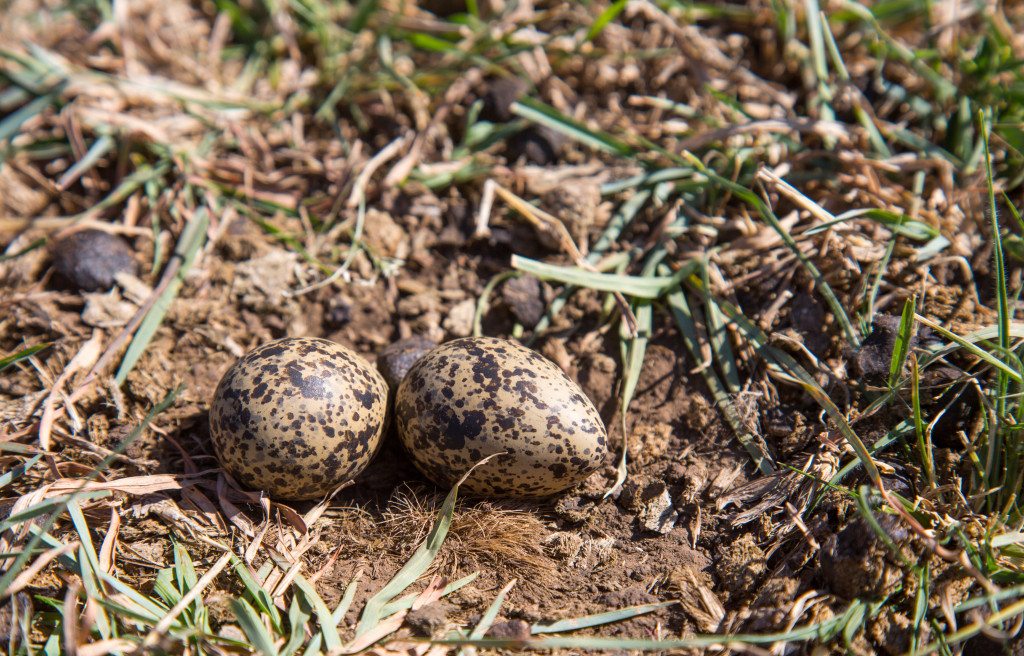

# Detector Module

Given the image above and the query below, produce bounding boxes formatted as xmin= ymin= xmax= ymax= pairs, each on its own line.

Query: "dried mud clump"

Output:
xmin=715 ymin=533 xmax=768 ymax=601
xmin=817 ymin=513 xmax=914 ymax=600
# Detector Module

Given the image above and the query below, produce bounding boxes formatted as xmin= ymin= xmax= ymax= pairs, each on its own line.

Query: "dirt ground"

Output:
xmin=3 ymin=0 xmax=1024 ymax=654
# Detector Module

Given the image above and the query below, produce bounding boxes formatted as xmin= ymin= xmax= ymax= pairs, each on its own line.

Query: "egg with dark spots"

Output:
xmin=394 ymin=336 xmax=607 ymax=498
xmin=209 ymin=337 xmax=388 ymax=501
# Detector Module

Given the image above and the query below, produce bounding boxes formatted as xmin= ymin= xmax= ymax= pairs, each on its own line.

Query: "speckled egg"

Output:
xmin=209 ymin=337 xmax=388 ymax=500
xmin=394 ymin=336 xmax=607 ymax=498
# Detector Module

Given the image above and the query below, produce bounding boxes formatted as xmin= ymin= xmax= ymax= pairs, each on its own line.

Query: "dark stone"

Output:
xmin=481 ymin=78 xmax=528 ymax=123
xmin=789 ymin=291 xmax=830 ymax=356
xmin=851 ymin=314 xmax=903 ymax=382
xmin=506 ymin=126 xmax=568 ymax=165
xmin=324 ymin=297 xmax=353 ymax=329
xmin=501 ymin=275 xmax=545 ymax=327
xmin=485 ymin=619 xmax=531 ymax=641
xmin=377 ymin=336 xmax=438 ymax=391
xmin=404 ymin=601 xmax=450 ymax=637
xmin=962 ymin=632 xmax=1024 ymax=656
xmin=51 ymin=229 xmax=137 ymax=291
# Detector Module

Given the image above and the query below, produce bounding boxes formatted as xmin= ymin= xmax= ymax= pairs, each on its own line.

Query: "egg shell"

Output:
xmin=209 ymin=337 xmax=388 ymax=501
xmin=394 ymin=336 xmax=607 ymax=498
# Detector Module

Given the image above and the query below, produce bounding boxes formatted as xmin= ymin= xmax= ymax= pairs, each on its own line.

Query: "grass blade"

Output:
xmin=665 ymin=285 xmax=775 ymax=474
xmin=379 ymin=573 xmax=479 ymax=619
xmin=355 ymin=469 xmax=466 ymax=637
xmin=887 ymin=295 xmax=916 ymax=389
xmin=232 ymin=556 xmax=283 ymax=633
xmin=0 ymin=454 xmax=41 ymax=490
xmin=470 ymin=579 xmax=516 ymax=639
xmin=0 ymin=343 xmax=50 ymax=372
xmin=511 ymin=98 xmax=636 ymax=158
xmin=512 ymin=255 xmax=697 ymax=299
xmin=586 ymin=0 xmax=627 ymax=41
xmin=115 ymin=207 xmax=209 ymax=384
xmin=607 ymin=301 xmax=652 ymax=497
xmin=231 ymin=598 xmax=280 ymax=656
xmin=292 ymin=574 xmax=342 ymax=652
xmin=532 ymin=601 xmax=675 ymax=634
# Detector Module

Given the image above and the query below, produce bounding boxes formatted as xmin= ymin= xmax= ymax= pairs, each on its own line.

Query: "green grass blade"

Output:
xmin=913 ymin=315 xmax=1022 ymax=383
xmin=586 ymin=0 xmax=627 ymax=41
xmin=511 ymin=98 xmax=636 ymax=158
xmin=57 ymin=134 xmax=114 ymax=189
xmin=0 ymin=92 xmax=58 ymax=144
xmin=282 ymin=594 xmax=312 ymax=656
xmin=0 ymin=454 xmax=41 ymax=489
xmin=331 ymin=571 xmax=362 ymax=627
xmin=231 ymin=598 xmax=280 ymax=656
xmin=67 ymin=500 xmax=111 ymax=637
xmin=231 ymin=556 xmax=283 ymax=633
xmin=469 ymin=579 xmax=516 ymax=639
xmin=0 ymin=237 xmax=47 ymax=263
xmin=683 ymin=154 xmax=859 ymax=346
xmin=378 ymin=573 xmax=479 ymax=619
xmin=292 ymin=574 xmax=342 ymax=652
xmin=115 ymin=207 xmax=209 ymax=384
xmin=355 ymin=472 xmax=465 ymax=638
xmin=154 ymin=568 xmax=183 ymax=608
xmin=0 ymin=343 xmax=50 ymax=372
xmin=607 ymin=301 xmax=652 ymax=497
xmin=512 ymin=255 xmax=697 ymax=299
xmin=665 ymin=285 xmax=775 ymax=473
xmin=888 ymin=295 xmax=916 ymax=389
xmin=532 ymin=601 xmax=675 ymax=635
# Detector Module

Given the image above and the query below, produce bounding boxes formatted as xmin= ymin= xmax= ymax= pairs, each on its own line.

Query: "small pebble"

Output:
xmin=51 ymin=229 xmax=137 ymax=291
xmin=506 ymin=126 xmax=568 ymax=165
xmin=376 ymin=335 xmax=437 ymax=391
xmin=486 ymin=619 xmax=531 ymax=641
xmin=501 ymin=275 xmax=545 ymax=327
xmin=481 ymin=77 xmax=528 ymax=123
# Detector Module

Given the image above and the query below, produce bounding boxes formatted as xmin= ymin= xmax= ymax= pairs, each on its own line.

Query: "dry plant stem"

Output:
xmin=137 ymin=549 xmax=233 ymax=651
xmin=490 ymin=183 xmax=639 ymax=335
xmin=756 ymin=168 xmax=836 ymax=224
xmin=346 ymin=134 xmax=409 ymax=208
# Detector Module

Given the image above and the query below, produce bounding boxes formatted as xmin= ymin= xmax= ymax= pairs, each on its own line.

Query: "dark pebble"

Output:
xmin=324 ymin=297 xmax=353 ymax=329
xmin=481 ymin=77 xmax=528 ymax=123
xmin=501 ymin=275 xmax=545 ymax=328
xmin=485 ymin=619 xmax=531 ymax=641
xmin=962 ymin=632 xmax=1024 ymax=656
xmin=51 ymin=229 xmax=137 ymax=291
xmin=377 ymin=336 xmax=438 ymax=391
xmin=506 ymin=126 xmax=568 ymax=165
xmin=404 ymin=601 xmax=450 ymax=637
